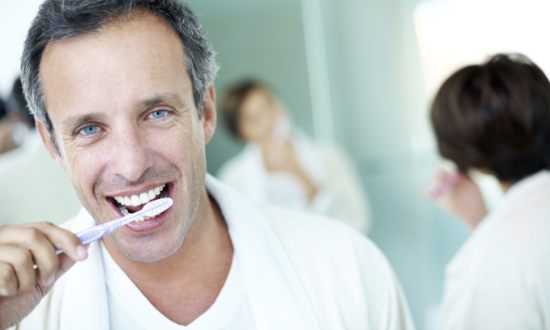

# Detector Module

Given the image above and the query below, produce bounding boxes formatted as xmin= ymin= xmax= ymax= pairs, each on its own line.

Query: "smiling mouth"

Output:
xmin=109 ymin=183 xmax=170 ymax=217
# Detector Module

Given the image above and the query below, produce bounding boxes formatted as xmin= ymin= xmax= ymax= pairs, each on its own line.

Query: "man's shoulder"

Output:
xmin=209 ymin=175 xmax=384 ymax=269
xmin=262 ymin=206 xmax=359 ymax=242
xmin=260 ymin=205 xmax=389 ymax=273
xmin=254 ymin=205 xmax=413 ymax=328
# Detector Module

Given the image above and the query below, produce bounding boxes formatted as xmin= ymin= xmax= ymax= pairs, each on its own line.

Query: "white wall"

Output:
xmin=0 ymin=1 xmax=42 ymax=95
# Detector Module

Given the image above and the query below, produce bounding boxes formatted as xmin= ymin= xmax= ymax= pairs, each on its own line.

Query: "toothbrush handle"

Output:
xmin=50 ymin=197 xmax=173 ymax=256
xmin=77 ymin=224 xmax=111 ymax=246
xmin=54 ymin=224 xmax=109 ymax=255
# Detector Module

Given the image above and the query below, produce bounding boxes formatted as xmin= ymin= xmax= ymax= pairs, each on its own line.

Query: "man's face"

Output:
xmin=37 ymin=12 xmax=216 ymax=262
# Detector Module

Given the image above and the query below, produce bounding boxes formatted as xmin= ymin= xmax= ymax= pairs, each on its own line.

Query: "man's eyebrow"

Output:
xmin=62 ymin=112 xmax=107 ymax=131
xmin=141 ymin=93 xmax=188 ymax=108
xmin=61 ymin=93 xmax=189 ymax=131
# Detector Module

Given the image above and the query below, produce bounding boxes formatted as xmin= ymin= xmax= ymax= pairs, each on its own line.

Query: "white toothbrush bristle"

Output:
xmin=141 ymin=198 xmax=173 ymax=218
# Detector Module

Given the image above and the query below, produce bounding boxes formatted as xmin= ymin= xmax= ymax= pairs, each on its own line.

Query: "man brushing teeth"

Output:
xmin=0 ymin=1 xmax=413 ymax=329
xmin=111 ymin=183 xmax=168 ymax=225
xmin=113 ymin=184 xmax=167 ymax=215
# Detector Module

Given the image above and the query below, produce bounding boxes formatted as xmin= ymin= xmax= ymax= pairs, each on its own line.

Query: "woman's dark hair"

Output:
xmin=220 ymin=78 xmax=272 ymax=140
xmin=431 ymin=53 xmax=550 ymax=182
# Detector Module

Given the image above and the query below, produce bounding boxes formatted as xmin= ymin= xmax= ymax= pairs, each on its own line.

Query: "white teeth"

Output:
xmin=113 ymin=184 xmax=166 ymax=207
xmin=139 ymin=193 xmax=148 ymax=204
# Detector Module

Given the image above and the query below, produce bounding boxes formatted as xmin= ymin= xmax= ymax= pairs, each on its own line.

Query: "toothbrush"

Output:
xmin=55 ymin=197 xmax=173 ymax=254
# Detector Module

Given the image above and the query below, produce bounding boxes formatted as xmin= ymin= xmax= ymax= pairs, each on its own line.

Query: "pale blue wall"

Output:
xmin=319 ymin=1 xmax=468 ymax=327
xmin=186 ymin=1 xmax=314 ymax=175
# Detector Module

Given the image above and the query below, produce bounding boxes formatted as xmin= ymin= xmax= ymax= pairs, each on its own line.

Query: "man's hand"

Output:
xmin=0 ymin=222 xmax=88 ymax=329
xmin=428 ymin=169 xmax=488 ymax=230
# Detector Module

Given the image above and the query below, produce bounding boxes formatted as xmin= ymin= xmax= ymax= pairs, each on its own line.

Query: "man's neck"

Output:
xmin=105 ymin=191 xmax=234 ymax=325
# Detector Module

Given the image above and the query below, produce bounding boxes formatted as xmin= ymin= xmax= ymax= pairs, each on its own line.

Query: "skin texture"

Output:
xmin=1 ymin=11 xmax=233 ymax=327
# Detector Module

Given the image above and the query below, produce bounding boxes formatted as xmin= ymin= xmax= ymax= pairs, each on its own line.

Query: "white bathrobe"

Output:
xmin=441 ymin=171 xmax=550 ymax=329
xmin=13 ymin=176 xmax=413 ymax=330
xmin=218 ymin=133 xmax=372 ymax=234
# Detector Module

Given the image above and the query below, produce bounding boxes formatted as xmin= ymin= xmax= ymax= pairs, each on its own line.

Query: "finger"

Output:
xmin=0 ymin=245 xmax=35 ymax=293
xmin=0 ymin=224 xmax=86 ymax=287
xmin=34 ymin=254 xmax=77 ymax=295
xmin=0 ymin=262 xmax=17 ymax=296
xmin=0 ymin=226 xmax=59 ymax=285
xmin=26 ymin=222 xmax=88 ymax=262
xmin=56 ymin=254 xmax=77 ymax=279
xmin=1 ymin=226 xmax=59 ymax=284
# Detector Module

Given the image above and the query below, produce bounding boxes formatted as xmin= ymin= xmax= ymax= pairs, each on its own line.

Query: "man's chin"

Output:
xmin=113 ymin=237 xmax=185 ymax=263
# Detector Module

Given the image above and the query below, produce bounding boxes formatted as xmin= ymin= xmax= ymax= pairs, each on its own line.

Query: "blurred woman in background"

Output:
xmin=0 ymin=79 xmax=32 ymax=156
xmin=218 ymin=78 xmax=372 ymax=234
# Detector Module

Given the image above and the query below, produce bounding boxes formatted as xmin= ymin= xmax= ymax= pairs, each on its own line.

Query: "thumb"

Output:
xmin=57 ymin=253 xmax=78 ymax=278
xmin=56 ymin=244 xmax=89 ymax=279
xmin=39 ymin=247 xmax=88 ymax=293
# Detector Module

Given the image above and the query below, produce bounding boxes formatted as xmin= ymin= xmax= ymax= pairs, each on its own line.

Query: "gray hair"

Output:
xmin=21 ymin=0 xmax=219 ymax=138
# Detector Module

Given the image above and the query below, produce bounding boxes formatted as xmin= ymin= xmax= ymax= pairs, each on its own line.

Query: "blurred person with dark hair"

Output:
xmin=0 ymin=96 xmax=6 ymax=119
xmin=0 ymin=97 xmax=9 ymax=151
xmin=0 ymin=78 xmax=34 ymax=155
xmin=0 ymin=83 xmax=29 ymax=157
xmin=429 ymin=53 xmax=550 ymax=329
xmin=0 ymin=95 xmax=11 ymax=153
xmin=219 ymin=78 xmax=372 ymax=233
xmin=7 ymin=77 xmax=35 ymax=129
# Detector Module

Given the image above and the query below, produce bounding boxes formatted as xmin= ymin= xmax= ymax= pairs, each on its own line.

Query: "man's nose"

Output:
xmin=110 ymin=127 xmax=151 ymax=182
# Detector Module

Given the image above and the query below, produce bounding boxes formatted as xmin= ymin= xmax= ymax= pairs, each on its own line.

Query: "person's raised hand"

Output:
xmin=427 ymin=168 xmax=488 ymax=230
xmin=0 ymin=222 xmax=88 ymax=329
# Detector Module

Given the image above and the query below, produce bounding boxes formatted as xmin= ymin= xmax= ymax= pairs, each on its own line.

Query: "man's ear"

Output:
xmin=202 ymin=84 xmax=217 ymax=144
xmin=35 ymin=117 xmax=67 ymax=171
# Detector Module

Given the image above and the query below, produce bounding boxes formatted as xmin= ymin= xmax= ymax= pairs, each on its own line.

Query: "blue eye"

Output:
xmin=149 ymin=109 xmax=169 ymax=119
xmin=78 ymin=124 xmax=101 ymax=136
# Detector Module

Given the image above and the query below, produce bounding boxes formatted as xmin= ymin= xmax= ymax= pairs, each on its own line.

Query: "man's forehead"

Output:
xmin=41 ymin=11 xmax=178 ymax=68
xmin=41 ymin=10 xmax=185 ymax=67
xmin=38 ymin=11 xmax=191 ymax=113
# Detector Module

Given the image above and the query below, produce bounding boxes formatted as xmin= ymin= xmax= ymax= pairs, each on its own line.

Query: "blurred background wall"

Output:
xmin=2 ymin=0 xmax=549 ymax=329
